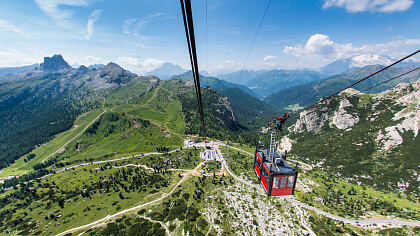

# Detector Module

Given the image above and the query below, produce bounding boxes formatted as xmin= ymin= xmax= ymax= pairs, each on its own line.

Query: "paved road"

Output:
xmin=218 ymin=143 xmax=313 ymax=171
xmin=3 ymin=148 xmax=184 ymax=192
xmin=219 ymin=145 xmax=420 ymax=228
xmin=56 ymin=147 xmax=183 ymax=173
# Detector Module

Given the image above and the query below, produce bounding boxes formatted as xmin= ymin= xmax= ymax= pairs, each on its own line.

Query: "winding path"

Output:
xmin=37 ymin=140 xmax=420 ymax=235
xmin=57 ymin=162 xmax=202 ymax=236
xmin=55 ymin=148 xmax=182 ymax=173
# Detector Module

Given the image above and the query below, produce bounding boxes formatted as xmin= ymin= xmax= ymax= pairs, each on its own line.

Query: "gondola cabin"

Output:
xmin=254 ymin=148 xmax=298 ymax=196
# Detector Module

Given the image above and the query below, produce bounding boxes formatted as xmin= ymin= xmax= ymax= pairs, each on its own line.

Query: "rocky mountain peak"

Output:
xmin=40 ymin=54 xmax=71 ymax=71
xmin=100 ymin=62 xmax=127 ymax=78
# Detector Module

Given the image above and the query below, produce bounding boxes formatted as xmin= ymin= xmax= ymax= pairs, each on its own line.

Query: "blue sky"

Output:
xmin=0 ymin=0 xmax=419 ymax=75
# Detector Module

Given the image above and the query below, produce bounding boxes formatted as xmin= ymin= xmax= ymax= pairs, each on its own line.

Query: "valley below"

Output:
xmin=0 ymin=56 xmax=419 ymax=236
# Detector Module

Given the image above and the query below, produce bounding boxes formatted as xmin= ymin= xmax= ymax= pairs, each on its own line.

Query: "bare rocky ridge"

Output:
xmin=375 ymin=80 xmax=420 ymax=151
xmin=292 ymin=80 xmax=419 ymax=150
xmin=40 ymin=54 xmax=71 ymax=71
xmin=293 ymin=100 xmax=331 ymax=133
xmin=332 ymin=98 xmax=360 ymax=130
xmin=287 ymin=78 xmax=420 ymax=195
xmin=214 ymin=96 xmax=238 ymax=128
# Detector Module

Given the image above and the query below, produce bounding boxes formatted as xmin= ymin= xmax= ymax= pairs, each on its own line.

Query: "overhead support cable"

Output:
xmin=358 ymin=66 xmax=420 ymax=94
xmin=180 ymin=0 xmax=206 ymax=138
xmin=206 ymin=0 xmax=208 ymax=72
xmin=289 ymin=49 xmax=420 ymax=118
xmin=237 ymin=0 xmax=272 ymax=82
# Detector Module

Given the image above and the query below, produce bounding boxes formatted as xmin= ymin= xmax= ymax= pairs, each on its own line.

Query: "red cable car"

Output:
xmin=254 ymin=148 xmax=298 ymax=196
xmin=254 ymin=113 xmax=298 ymax=196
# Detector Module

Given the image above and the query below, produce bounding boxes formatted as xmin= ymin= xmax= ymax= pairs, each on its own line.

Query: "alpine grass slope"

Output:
xmin=286 ymin=79 xmax=420 ymax=198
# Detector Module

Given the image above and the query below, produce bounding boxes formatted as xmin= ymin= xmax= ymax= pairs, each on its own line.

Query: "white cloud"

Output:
xmin=0 ymin=49 xmax=41 ymax=67
xmin=84 ymin=55 xmax=100 ymax=62
xmin=123 ymin=13 xmax=173 ymax=36
xmin=283 ymin=34 xmax=420 ymax=68
xmin=284 ymin=34 xmax=338 ymax=58
xmin=263 ymin=54 xmax=277 ymax=62
xmin=116 ymin=56 xmax=164 ymax=75
xmin=217 ymin=60 xmax=242 ymax=69
xmin=34 ymin=0 xmax=89 ymax=28
xmin=0 ymin=18 xmax=25 ymax=36
xmin=85 ymin=9 xmax=102 ymax=40
xmin=212 ymin=60 xmax=243 ymax=74
xmin=323 ymin=0 xmax=413 ymax=13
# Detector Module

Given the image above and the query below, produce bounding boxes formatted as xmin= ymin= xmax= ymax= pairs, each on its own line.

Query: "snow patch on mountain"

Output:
xmin=349 ymin=54 xmax=393 ymax=68
xmin=321 ymin=54 xmax=393 ymax=74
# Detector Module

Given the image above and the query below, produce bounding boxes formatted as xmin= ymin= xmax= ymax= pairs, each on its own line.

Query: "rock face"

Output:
xmin=376 ymin=127 xmax=403 ymax=151
xmin=278 ymin=136 xmax=293 ymax=153
xmin=40 ymin=54 xmax=71 ymax=71
xmin=375 ymin=80 xmax=420 ymax=151
xmin=85 ymin=62 xmax=131 ymax=89
xmin=100 ymin=62 xmax=127 ymax=78
xmin=287 ymin=79 xmax=420 ymax=196
xmin=293 ymin=100 xmax=330 ymax=133
xmin=214 ymin=96 xmax=238 ymax=129
xmin=332 ymin=99 xmax=359 ymax=129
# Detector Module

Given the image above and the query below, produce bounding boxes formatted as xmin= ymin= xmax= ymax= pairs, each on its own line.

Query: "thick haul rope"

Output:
xmin=180 ymin=0 xmax=206 ymax=138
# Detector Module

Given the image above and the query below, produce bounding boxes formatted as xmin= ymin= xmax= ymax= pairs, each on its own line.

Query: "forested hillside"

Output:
xmin=172 ymin=70 xmax=262 ymax=99
xmin=0 ymin=56 xmax=277 ymax=170
xmin=218 ymin=87 xmax=279 ymax=129
xmin=246 ymin=69 xmax=325 ymax=97
xmin=0 ymin=72 xmax=99 ymax=169
xmin=0 ymin=56 xmax=160 ymax=169
xmin=285 ymin=79 xmax=420 ymax=198
xmin=265 ymin=65 xmax=420 ymax=111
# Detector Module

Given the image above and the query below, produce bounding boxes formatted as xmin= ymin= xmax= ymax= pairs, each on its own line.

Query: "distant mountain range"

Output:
xmin=215 ymin=70 xmax=267 ymax=85
xmin=3 ymin=53 xmax=419 ymax=101
xmin=245 ymin=70 xmax=326 ymax=97
xmin=320 ymin=54 xmax=420 ymax=75
xmin=88 ymin=64 xmax=105 ymax=70
xmin=146 ymin=62 xmax=187 ymax=79
xmin=0 ymin=64 xmax=39 ymax=77
xmin=171 ymin=70 xmax=262 ymax=99
xmin=265 ymin=65 xmax=420 ymax=111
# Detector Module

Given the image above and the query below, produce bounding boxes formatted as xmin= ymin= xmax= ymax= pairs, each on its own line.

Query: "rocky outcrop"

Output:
xmin=293 ymin=89 xmax=361 ymax=132
xmin=376 ymin=127 xmax=403 ymax=151
xmin=214 ymin=96 xmax=238 ymax=129
xmin=375 ymin=80 xmax=420 ymax=150
xmin=78 ymin=65 xmax=88 ymax=71
xmin=100 ymin=62 xmax=127 ymax=78
xmin=278 ymin=136 xmax=293 ymax=153
xmin=40 ymin=54 xmax=71 ymax=71
xmin=332 ymin=99 xmax=359 ymax=129
xmin=85 ymin=62 xmax=133 ymax=89
xmin=293 ymin=100 xmax=330 ymax=133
